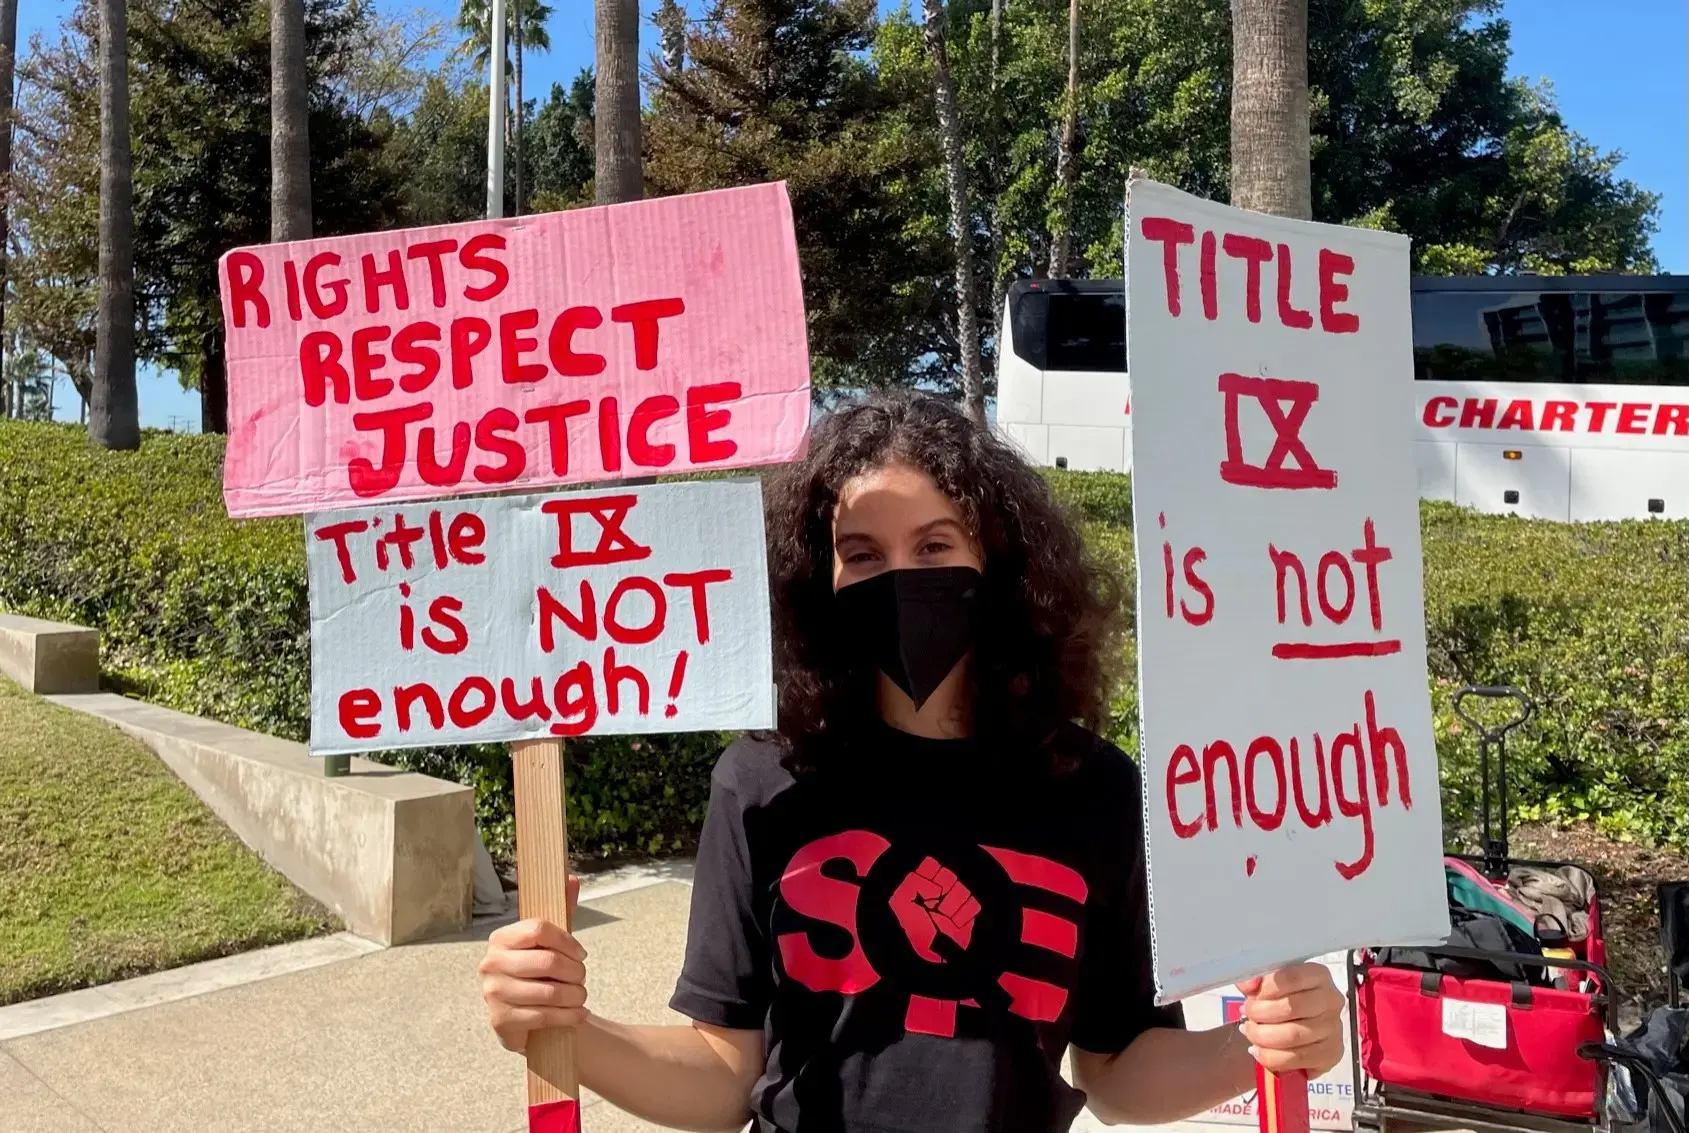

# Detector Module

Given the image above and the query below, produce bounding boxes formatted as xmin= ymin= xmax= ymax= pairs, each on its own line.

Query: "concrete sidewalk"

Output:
xmin=0 ymin=864 xmax=1225 ymax=1133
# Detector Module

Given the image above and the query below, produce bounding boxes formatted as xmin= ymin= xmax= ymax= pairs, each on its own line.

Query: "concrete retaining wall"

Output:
xmin=1 ymin=614 xmax=475 ymax=945
xmin=51 ymin=693 xmax=475 ymax=945
xmin=0 ymin=614 xmax=100 ymax=694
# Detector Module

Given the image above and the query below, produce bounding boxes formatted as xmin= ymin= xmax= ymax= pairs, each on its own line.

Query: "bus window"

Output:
xmin=1045 ymin=292 xmax=1127 ymax=372
xmin=1412 ymin=287 xmax=1689 ymax=386
xmin=1579 ymin=292 xmax=1689 ymax=385
xmin=1007 ymin=288 xmax=1128 ymax=372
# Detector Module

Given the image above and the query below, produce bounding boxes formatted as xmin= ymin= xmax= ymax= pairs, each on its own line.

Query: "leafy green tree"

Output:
xmin=456 ymin=0 xmax=553 ymax=68
xmin=12 ymin=16 xmax=100 ymax=410
xmin=887 ymin=0 xmax=1658 ymax=302
xmin=16 ymin=0 xmax=408 ymax=434
xmin=325 ymin=6 xmax=452 ymax=121
xmin=879 ymin=0 xmax=1232 ymax=349
xmin=647 ymin=0 xmax=953 ymax=393
xmin=526 ymin=69 xmax=595 ymax=212
xmin=126 ymin=0 xmax=406 ymax=432
xmin=1398 ymin=81 xmax=1660 ymax=275
xmin=382 ymin=55 xmax=588 ymax=224
xmin=1305 ymin=1 xmax=1659 ymax=274
xmin=385 ymin=71 xmax=493 ymax=224
xmin=1048 ymin=0 xmax=1079 ymax=274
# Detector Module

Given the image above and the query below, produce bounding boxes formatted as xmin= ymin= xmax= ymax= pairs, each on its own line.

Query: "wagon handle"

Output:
xmin=1452 ymin=685 xmax=1534 ymax=741
xmin=1453 ymin=685 xmax=1534 ymax=878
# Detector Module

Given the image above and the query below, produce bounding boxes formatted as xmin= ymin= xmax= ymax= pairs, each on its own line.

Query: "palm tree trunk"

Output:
xmin=923 ymin=0 xmax=985 ymax=424
xmin=0 ymin=0 xmax=19 ymax=363
xmin=986 ymin=0 xmax=1005 ymax=379
xmin=201 ymin=329 xmax=227 ymax=437
xmin=271 ymin=0 xmax=312 ymax=242
xmin=514 ymin=3 xmax=523 ymax=215
xmin=1049 ymin=0 xmax=1080 ymax=277
xmin=595 ymin=0 xmax=641 ymax=205
xmin=1230 ymin=0 xmax=1310 ymax=220
xmin=93 ymin=0 xmax=138 ymax=450
xmin=991 ymin=0 xmax=1001 ymax=84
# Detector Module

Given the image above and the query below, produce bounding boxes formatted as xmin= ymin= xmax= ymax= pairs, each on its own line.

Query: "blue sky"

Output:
xmin=17 ymin=0 xmax=1689 ymax=430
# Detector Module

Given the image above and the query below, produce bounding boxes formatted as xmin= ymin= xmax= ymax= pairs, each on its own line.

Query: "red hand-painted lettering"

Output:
xmin=542 ymin=494 xmax=652 ymax=568
xmin=1218 ymin=372 xmax=1337 ymax=491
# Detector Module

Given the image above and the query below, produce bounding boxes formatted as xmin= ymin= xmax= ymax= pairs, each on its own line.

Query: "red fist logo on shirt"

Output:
xmin=892 ymin=857 xmax=981 ymax=962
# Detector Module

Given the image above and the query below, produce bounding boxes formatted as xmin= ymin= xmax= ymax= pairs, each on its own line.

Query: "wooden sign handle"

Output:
xmin=1258 ymin=1066 xmax=1309 ymax=1133
xmin=512 ymin=738 xmax=582 ymax=1133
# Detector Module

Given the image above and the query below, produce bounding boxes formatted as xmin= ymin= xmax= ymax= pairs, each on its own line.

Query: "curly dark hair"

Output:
xmin=764 ymin=392 xmax=1125 ymax=773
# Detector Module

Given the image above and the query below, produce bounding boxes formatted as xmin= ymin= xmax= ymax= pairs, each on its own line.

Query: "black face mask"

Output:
xmin=833 ymin=566 xmax=984 ymax=709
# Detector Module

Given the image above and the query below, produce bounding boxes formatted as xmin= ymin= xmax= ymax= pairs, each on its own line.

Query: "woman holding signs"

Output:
xmin=479 ymin=394 xmax=1345 ymax=1132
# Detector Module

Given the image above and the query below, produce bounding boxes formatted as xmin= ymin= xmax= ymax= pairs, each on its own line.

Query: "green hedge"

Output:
xmin=1086 ymin=487 xmax=1689 ymax=852
xmin=1419 ymin=508 xmax=1688 ymax=848
xmin=0 ymin=423 xmax=718 ymax=858
xmin=1 ymin=422 xmax=1684 ymax=855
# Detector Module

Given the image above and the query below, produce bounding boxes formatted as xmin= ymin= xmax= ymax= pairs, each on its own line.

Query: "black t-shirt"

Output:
xmin=669 ymin=722 xmax=1184 ymax=1133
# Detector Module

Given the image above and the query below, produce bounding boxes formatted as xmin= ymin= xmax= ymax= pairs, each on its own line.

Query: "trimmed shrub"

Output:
xmin=2 ymin=421 xmax=1684 ymax=855
xmin=1063 ymin=465 xmax=1689 ymax=850
xmin=1420 ymin=506 xmax=1689 ymax=849
xmin=0 ymin=423 xmax=718 ymax=858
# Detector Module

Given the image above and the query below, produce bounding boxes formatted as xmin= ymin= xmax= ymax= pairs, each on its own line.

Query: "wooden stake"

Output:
xmin=1258 ymin=1066 xmax=1309 ymax=1133
xmin=512 ymin=738 xmax=582 ymax=1133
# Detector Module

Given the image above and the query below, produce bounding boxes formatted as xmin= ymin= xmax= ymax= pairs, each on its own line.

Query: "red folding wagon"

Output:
xmin=1347 ymin=686 xmax=1639 ymax=1133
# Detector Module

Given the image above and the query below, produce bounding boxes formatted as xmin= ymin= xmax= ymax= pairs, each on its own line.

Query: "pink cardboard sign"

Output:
xmin=218 ymin=182 xmax=811 ymax=518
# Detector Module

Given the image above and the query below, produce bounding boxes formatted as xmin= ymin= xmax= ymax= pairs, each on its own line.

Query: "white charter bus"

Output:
xmin=995 ymin=275 xmax=1689 ymax=522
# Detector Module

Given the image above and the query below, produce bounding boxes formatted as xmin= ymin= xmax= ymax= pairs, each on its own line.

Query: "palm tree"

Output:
xmin=1 ymin=0 xmax=19 ymax=369
xmin=459 ymin=0 xmax=553 ymax=214
xmin=271 ymin=0 xmax=312 ymax=242
xmin=595 ymin=0 xmax=640 ymax=205
xmin=1049 ymin=0 xmax=1080 ymax=276
xmin=1231 ymin=0 xmax=1310 ymax=219
xmin=922 ymin=0 xmax=985 ymax=424
xmin=985 ymin=0 xmax=1007 ymax=378
xmin=4 ymin=338 xmax=52 ymax=421
xmin=93 ymin=0 xmax=138 ymax=449
xmin=655 ymin=0 xmax=685 ymax=71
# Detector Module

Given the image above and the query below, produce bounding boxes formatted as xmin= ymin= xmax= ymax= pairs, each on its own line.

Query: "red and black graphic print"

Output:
xmin=774 ymin=830 xmax=1090 ymax=1040
xmin=669 ymin=732 xmax=1180 ymax=1133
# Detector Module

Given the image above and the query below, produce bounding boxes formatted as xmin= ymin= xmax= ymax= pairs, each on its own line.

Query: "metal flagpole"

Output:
xmin=486 ymin=0 xmax=508 ymax=219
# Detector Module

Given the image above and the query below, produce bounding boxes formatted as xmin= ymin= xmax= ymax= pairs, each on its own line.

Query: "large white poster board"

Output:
xmin=306 ymin=478 xmax=774 ymax=754
xmin=1126 ymin=179 xmax=1449 ymax=1002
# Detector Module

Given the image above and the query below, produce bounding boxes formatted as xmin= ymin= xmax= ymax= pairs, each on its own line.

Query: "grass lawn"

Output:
xmin=0 ymin=677 xmax=339 ymax=1006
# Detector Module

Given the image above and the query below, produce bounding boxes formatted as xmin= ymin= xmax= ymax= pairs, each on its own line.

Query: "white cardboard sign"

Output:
xmin=1126 ymin=179 xmax=1450 ymax=1002
xmin=306 ymin=478 xmax=774 ymax=754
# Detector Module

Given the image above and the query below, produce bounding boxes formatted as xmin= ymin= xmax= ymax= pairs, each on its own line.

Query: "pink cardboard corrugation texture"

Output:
xmin=217 ymin=181 xmax=812 ymax=518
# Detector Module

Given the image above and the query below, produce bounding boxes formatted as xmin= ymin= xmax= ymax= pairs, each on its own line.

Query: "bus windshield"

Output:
xmin=1007 ymin=283 xmax=1126 ymax=372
